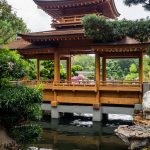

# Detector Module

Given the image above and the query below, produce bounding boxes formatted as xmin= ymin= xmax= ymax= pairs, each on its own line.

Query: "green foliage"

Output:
xmin=40 ymin=60 xmax=54 ymax=79
xmin=60 ymin=65 xmax=66 ymax=79
xmin=72 ymin=55 xmax=138 ymax=80
xmin=106 ymin=59 xmax=123 ymax=80
xmin=40 ymin=60 xmax=66 ymax=80
xmin=82 ymin=15 xmax=114 ymax=42
xmin=71 ymin=65 xmax=83 ymax=76
xmin=144 ymin=56 xmax=150 ymax=82
xmin=0 ymin=48 xmax=28 ymax=86
xmin=72 ymin=55 xmax=95 ymax=71
xmin=0 ymin=48 xmax=43 ymax=144
xmin=27 ymin=60 xmax=37 ymax=80
xmin=147 ymin=46 xmax=150 ymax=56
xmin=0 ymin=85 xmax=42 ymax=128
xmin=82 ymin=15 xmax=150 ymax=43
xmin=130 ymin=63 xmax=138 ymax=73
xmin=0 ymin=86 xmax=43 ymax=145
xmin=127 ymin=18 xmax=150 ymax=42
xmin=0 ymin=0 xmax=29 ymax=44
xmin=125 ymin=63 xmax=138 ymax=80
xmin=124 ymin=0 xmax=150 ymax=11
xmin=10 ymin=124 xmax=43 ymax=144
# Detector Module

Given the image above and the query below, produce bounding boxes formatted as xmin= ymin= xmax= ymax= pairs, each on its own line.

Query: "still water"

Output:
xmin=27 ymin=114 xmax=132 ymax=150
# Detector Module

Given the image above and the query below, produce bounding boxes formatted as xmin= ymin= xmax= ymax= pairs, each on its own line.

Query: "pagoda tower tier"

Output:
xmin=34 ymin=0 xmax=120 ymax=29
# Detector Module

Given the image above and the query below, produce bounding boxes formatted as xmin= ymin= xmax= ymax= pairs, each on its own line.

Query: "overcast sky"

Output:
xmin=6 ymin=0 xmax=150 ymax=32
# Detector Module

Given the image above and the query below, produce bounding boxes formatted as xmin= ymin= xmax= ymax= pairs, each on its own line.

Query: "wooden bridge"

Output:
xmin=12 ymin=79 xmax=142 ymax=107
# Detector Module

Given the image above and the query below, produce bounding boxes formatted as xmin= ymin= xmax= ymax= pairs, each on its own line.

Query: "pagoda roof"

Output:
xmin=34 ymin=0 xmax=120 ymax=19
xmin=18 ymin=29 xmax=86 ymax=42
xmin=34 ymin=0 xmax=105 ymax=8
xmin=4 ymin=33 xmax=150 ymax=51
xmin=3 ymin=39 xmax=54 ymax=50
xmin=18 ymin=30 xmax=150 ymax=46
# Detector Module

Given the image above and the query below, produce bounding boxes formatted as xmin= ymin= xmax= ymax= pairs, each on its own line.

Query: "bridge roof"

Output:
xmin=5 ymin=33 xmax=150 ymax=51
xmin=17 ymin=30 xmax=150 ymax=45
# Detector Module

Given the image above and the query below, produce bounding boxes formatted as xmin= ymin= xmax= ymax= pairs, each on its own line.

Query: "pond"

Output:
xmin=26 ymin=114 xmax=132 ymax=150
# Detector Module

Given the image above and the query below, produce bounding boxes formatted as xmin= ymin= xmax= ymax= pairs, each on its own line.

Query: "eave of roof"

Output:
xmin=110 ymin=0 xmax=120 ymax=17
xmin=18 ymin=29 xmax=87 ymax=42
xmin=6 ymin=34 xmax=150 ymax=51
xmin=2 ymin=39 xmax=54 ymax=50
xmin=34 ymin=0 xmax=120 ymax=19
xmin=34 ymin=0 xmax=105 ymax=8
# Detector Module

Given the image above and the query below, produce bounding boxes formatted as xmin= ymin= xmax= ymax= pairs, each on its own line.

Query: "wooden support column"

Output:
xmin=94 ymin=52 xmax=100 ymax=109
xmin=139 ymin=52 xmax=143 ymax=104
xmin=51 ymin=91 xmax=58 ymax=107
xmin=102 ymin=57 xmax=106 ymax=81
xmin=139 ymin=52 xmax=143 ymax=84
xmin=67 ymin=57 xmax=71 ymax=82
xmin=52 ymin=51 xmax=60 ymax=107
xmin=36 ymin=59 xmax=40 ymax=80
xmin=95 ymin=53 xmax=100 ymax=86
xmin=54 ymin=51 xmax=60 ymax=83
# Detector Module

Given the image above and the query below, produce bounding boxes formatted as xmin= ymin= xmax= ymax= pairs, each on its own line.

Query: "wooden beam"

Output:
xmin=102 ymin=57 xmax=106 ymax=81
xmin=139 ymin=52 xmax=143 ymax=83
xmin=36 ymin=59 xmax=40 ymax=80
xmin=102 ymin=52 xmax=141 ymax=58
xmin=67 ymin=57 xmax=71 ymax=82
xmin=95 ymin=53 xmax=100 ymax=86
xmin=54 ymin=51 xmax=60 ymax=83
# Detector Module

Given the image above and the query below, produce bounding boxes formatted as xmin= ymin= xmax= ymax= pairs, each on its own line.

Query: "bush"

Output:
xmin=10 ymin=124 xmax=43 ymax=144
xmin=0 ymin=85 xmax=42 ymax=128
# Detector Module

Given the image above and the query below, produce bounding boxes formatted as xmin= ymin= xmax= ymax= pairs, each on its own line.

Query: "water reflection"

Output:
xmin=27 ymin=114 xmax=131 ymax=150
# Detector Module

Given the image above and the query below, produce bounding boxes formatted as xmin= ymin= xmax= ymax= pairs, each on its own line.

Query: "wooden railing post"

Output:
xmin=95 ymin=52 xmax=100 ymax=87
xmin=95 ymin=52 xmax=100 ymax=108
xmin=139 ymin=52 xmax=143 ymax=84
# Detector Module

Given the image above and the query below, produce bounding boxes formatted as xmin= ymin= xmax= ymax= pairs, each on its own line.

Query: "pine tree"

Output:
xmin=124 ymin=0 xmax=150 ymax=11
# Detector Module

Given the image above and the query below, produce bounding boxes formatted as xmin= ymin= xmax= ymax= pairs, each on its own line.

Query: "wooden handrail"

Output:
xmin=10 ymin=80 xmax=142 ymax=88
xmin=99 ymin=80 xmax=141 ymax=87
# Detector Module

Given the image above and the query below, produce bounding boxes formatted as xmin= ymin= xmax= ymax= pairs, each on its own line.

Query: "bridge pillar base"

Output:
xmin=51 ymin=107 xmax=60 ymax=119
xmin=93 ymin=109 xmax=102 ymax=122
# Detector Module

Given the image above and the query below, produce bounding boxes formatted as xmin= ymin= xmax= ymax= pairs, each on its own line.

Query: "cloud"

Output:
xmin=6 ymin=0 xmax=150 ymax=32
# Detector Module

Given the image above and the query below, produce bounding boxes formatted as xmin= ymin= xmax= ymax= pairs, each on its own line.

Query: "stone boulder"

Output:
xmin=115 ymin=125 xmax=150 ymax=150
xmin=143 ymin=91 xmax=150 ymax=119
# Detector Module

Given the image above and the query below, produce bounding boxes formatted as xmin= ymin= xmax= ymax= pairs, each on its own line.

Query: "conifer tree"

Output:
xmin=124 ymin=0 xmax=150 ymax=11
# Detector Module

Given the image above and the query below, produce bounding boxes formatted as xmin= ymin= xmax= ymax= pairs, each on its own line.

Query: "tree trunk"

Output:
xmin=0 ymin=126 xmax=17 ymax=149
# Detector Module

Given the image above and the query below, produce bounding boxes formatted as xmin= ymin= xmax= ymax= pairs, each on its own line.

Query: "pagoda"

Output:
xmin=5 ymin=0 xmax=150 ymax=121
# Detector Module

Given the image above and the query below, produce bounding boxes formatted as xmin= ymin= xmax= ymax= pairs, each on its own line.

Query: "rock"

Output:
xmin=143 ymin=91 xmax=150 ymax=119
xmin=134 ymin=114 xmax=150 ymax=126
xmin=115 ymin=125 xmax=150 ymax=150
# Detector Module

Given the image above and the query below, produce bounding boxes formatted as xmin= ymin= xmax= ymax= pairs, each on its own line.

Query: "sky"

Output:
xmin=6 ymin=0 xmax=150 ymax=32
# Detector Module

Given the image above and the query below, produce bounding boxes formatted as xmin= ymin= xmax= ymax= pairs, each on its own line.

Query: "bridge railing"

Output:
xmin=99 ymin=80 xmax=142 ymax=87
xmin=10 ymin=80 xmax=53 ymax=86
xmin=10 ymin=80 xmax=142 ymax=88
xmin=53 ymin=80 xmax=96 ymax=87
